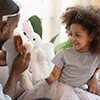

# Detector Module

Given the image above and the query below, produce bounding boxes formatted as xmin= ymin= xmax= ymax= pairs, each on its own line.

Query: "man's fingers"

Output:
xmin=88 ymin=87 xmax=92 ymax=93
xmin=26 ymin=52 xmax=31 ymax=62
xmin=88 ymin=87 xmax=98 ymax=94
xmin=22 ymin=46 xmax=27 ymax=58
xmin=91 ymin=89 xmax=97 ymax=94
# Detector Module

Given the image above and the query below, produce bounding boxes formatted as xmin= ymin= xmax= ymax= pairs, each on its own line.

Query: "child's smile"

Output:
xmin=72 ymin=43 xmax=79 ymax=47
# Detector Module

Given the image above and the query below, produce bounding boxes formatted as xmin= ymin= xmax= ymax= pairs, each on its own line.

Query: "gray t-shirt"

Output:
xmin=52 ymin=47 xmax=100 ymax=87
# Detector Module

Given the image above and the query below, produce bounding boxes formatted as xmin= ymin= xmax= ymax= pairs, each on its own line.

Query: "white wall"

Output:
xmin=16 ymin=0 xmax=98 ymax=47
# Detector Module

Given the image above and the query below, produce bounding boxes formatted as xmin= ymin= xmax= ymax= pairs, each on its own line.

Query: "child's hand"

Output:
xmin=87 ymin=76 xmax=98 ymax=94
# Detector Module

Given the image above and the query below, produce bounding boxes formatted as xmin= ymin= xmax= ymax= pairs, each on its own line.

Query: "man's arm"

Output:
xmin=3 ymin=71 xmax=20 ymax=99
xmin=93 ymin=68 xmax=100 ymax=80
xmin=87 ymin=68 xmax=100 ymax=94
xmin=3 ymin=47 xmax=31 ymax=99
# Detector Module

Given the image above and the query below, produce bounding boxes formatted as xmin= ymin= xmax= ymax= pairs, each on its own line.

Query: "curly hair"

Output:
xmin=61 ymin=5 xmax=100 ymax=54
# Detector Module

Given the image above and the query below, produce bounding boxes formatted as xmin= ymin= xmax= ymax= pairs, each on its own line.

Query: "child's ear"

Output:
xmin=89 ymin=33 xmax=94 ymax=42
xmin=14 ymin=35 xmax=23 ymax=53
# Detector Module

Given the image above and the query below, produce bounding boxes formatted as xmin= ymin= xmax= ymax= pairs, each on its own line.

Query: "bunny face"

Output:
xmin=28 ymin=33 xmax=42 ymax=48
xmin=22 ymin=22 xmax=42 ymax=48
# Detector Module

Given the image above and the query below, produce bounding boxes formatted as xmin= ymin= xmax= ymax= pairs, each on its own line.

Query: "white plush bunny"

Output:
xmin=4 ymin=32 xmax=33 ymax=90
xmin=22 ymin=22 xmax=51 ymax=82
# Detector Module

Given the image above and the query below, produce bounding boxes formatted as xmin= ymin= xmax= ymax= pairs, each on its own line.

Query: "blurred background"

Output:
xmin=17 ymin=0 xmax=100 ymax=47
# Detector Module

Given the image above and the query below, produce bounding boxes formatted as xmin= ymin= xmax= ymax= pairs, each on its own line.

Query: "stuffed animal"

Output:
xmin=3 ymin=32 xmax=33 ymax=90
xmin=22 ymin=22 xmax=51 ymax=81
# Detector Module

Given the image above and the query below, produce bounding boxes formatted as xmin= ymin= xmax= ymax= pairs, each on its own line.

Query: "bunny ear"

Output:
xmin=14 ymin=35 xmax=23 ymax=53
xmin=22 ymin=22 xmax=32 ymax=34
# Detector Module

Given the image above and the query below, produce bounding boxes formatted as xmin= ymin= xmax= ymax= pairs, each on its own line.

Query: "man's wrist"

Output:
xmin=3 ymin=71 xmax=20 ymax=99
xmin=9 ymin=71 xmax=20 ymax=81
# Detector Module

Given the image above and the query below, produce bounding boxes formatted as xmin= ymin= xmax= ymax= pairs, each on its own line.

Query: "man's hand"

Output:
xmin=0 ymin=50 xmax=7 ymax=66
xmin=87 ymin=68 xmax=100 ymax=95
xmin=3 ymin=46 xmax=31 ymax=100
xmin=11 ymin=46 xmax=31 ymax=76
xmin=87 ymin=76 xmax=98 ymax=94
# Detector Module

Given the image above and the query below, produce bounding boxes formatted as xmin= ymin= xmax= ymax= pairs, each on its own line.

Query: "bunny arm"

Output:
xmin=19 ymin=70 xmax=33 ymax=90
xmin=18 ymin=41 xmax=33 ymax=90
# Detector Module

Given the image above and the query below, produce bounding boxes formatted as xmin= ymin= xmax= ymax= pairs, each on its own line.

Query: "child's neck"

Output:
xmin=74 ymin=48 xmax=90 ymax=53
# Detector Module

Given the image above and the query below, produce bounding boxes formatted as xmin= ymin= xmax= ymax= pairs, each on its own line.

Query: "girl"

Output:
xmin=18 ymin=5 xmax=100 ymax=100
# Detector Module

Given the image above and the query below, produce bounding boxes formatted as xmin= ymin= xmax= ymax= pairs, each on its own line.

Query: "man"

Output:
xmin=0 ymin=0 xmax=31 ymax=99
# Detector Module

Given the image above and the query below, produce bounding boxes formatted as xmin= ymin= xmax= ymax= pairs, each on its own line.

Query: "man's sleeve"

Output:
xmin=0 ymin=84 xmax=12 ymax=100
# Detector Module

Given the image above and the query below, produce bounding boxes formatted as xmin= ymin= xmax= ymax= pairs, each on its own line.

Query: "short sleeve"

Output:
xmin=97 ymin=55 xmax=100 ymax=68
xmin=0 ymin=84 xmax=12 ymax=100
xmin=52 ymin=49 xmax=64 ymax=69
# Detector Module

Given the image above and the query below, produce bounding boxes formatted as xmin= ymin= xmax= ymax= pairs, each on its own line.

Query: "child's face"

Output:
xmin=69 ymin=24 xmax=92 ymax=53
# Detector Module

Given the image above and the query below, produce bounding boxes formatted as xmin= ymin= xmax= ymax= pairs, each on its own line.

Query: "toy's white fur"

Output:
xmin=4 ymin=32 xmax=33 ymax=90
xmin=3 ymin=29 xmax=51 ymax=89
xmin=27 ymin=32 xmax=51 ymax=81
xmin=22 ymin=22 xmax=51 ymax=82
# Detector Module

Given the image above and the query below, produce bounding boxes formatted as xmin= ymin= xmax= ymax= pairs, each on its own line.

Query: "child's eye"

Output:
xmin=33 ymin=38 xmax=35 ymax=41
xmin=76 ymin=34 xmax=80 ymax=37
xmin=68 ymin=33 xmax=72 ymax=36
